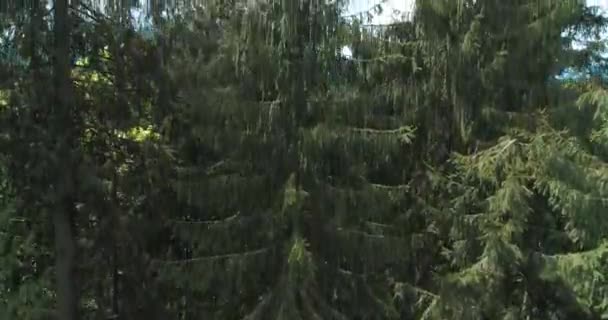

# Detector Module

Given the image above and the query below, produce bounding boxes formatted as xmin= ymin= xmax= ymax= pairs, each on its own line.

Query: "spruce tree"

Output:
xmin=151 ymin=1 xmax=439 ymax=318
xmin=416 ymin=1 xmax=608 ymax=319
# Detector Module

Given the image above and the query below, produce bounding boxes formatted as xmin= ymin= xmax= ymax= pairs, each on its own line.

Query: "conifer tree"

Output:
xmin=151 ymin=1 xmax=438 ymax=318
xmin=414 ymin=1 xmax=608 ymax=319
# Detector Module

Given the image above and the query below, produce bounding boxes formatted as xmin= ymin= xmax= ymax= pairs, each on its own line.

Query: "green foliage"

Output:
xmin=2 ymin=0 xmax=608 ymax=319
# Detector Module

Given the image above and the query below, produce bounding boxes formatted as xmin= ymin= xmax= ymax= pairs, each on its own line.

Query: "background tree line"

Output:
xmin=2 ymin=0 xmax=608 ymax=319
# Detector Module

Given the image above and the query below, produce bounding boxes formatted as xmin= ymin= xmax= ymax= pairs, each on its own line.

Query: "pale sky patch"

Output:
xmin=347 ymin=0 xmax=415 ymax=24
xmin=588 ymin=0 xmax=608 ymax=9
xmin=348 ymin=0 xmax=608 ymax=25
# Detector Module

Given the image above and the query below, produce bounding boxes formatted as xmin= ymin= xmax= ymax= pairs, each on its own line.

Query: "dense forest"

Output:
xmin=2 ymin=0 xmax=608 ymax=319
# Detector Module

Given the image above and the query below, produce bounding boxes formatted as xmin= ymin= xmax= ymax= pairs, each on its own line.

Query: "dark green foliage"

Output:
xmin=2 ymin=0 xmax=608 ymax=319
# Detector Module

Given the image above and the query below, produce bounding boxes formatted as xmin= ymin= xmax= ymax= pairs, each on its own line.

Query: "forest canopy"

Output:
xmin=2 ymin=0 xmax=608 ymax=319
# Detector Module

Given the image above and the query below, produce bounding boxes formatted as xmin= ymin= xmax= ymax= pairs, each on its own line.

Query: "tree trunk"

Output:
xmin=53 ymin=201 xmax=79 ymax=320
xmin=53 ymin=0 xmax=79 ymax=319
